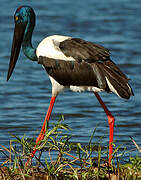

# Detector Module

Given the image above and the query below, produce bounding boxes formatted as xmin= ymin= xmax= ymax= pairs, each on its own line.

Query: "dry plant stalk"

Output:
xmin=129 ymin=136 xmax=141 ymax=153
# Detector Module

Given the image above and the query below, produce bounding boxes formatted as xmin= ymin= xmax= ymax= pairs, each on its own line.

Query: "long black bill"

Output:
xmin=7 ymin=23 xmax=25 ymax=81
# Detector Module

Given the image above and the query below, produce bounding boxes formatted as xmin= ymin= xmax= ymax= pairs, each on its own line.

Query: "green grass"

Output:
xmin=0 ymin=116 xmax=141 ymax=180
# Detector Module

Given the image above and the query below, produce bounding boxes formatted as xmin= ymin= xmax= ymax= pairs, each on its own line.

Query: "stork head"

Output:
xmin=7 ymin=6 xmax=35 ymax=81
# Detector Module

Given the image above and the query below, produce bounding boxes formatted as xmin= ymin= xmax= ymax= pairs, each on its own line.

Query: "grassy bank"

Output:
xmin=0 ymin=116 xmax=141 ymax=179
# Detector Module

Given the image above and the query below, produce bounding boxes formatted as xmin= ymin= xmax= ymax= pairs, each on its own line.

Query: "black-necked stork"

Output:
xmin=7 ymin=6 xmax=134 ymax=165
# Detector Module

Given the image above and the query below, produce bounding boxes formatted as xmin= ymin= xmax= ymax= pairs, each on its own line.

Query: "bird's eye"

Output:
xmin=15 ymin=16 xmax=18 ymax=21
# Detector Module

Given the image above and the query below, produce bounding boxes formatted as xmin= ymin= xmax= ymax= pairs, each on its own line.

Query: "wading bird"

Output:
xmin=7 ymin=6 xmax=134 ymax=165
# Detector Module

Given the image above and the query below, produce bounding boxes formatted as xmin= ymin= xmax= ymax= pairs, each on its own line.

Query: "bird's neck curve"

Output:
xmin=22 ymin=19 xmax=37 ymax=61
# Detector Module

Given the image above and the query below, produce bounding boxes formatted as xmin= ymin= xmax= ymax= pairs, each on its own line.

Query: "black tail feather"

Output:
xmin=99 ymin=60 xmax=134 ymax=99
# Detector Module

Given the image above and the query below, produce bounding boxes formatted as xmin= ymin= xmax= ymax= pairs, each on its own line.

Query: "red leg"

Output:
xmin=26 ymin=96 xmax=56 ymax=165
xmin=94 ymin=92 xmax=115 ymax=165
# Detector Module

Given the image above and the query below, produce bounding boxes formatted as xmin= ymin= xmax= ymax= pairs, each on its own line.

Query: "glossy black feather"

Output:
xmin=38 ymin=56 xmax=103 ymax=87
xmin=59 ymin=38 xmax=110 ymax=63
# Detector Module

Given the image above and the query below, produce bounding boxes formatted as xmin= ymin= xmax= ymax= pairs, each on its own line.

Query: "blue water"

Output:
xmin=0 ymin=0 xmax=140 ymax=161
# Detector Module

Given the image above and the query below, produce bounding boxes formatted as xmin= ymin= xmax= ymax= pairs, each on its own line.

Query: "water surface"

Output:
xmin=0 ymin=0 xmax=140 ymax=161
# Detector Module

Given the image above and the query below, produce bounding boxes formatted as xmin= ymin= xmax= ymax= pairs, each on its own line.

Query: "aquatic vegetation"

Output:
xmin=0 ymin=116 xmax=140 ymax=179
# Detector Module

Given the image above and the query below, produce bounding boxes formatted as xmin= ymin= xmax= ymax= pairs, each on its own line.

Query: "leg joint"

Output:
xmin=108 ymin=115 xmax=115 ymax=125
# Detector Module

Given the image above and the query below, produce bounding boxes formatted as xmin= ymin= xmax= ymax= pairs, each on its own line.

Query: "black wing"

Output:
xmin=59 ymin=38 xmax=110 ymax=63
xmin=59 ymin=37 xmax=132 ymax=88
xmin=38 ymin=56 xmax=134 ymax=99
